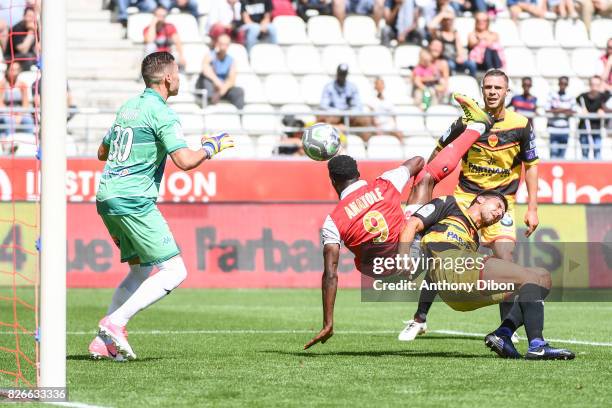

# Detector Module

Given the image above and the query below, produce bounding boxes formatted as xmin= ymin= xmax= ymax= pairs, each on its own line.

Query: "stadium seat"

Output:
xmin=307 ymin=16 xmax=346 ymax=45
xmin=589 ymin=19 xmax=612 ymax=48
xmin=554 ymin=20 xmax=592 ymax=48
xmin=490 ymin=18 xmax=523 ymax=47
xmin=504 ymin=47 xmax=538 ymax=77
xmin=367 ymin=135 xmax=404 ymax=159
xmin=571 ymin=48 xmax=604 ymax=78
xmin=250 ymin=44 xmax=288 ymax=74
xmin=395 ymin=106 xmax=426 ymax=136
xmin=228 ymin=43 xmax=252 ymax=73
xmin=166 ymin=13 xmax=201 ymax=42
xmin=183 ymin=44 xmax=209 ymax=74
xmin=203 ymin=104 xmax=242 ymax=133
xmin=536 ymin=48 xmax=574 ymax=78
xmin=264 ymin=74 xmax=303 ymax=105
xmin=216 ymin=134 xmax=256 ymax=159
xmin=256 ymin=134 xmax=281 ymax=158
xmin=235 ymin=73 xmax=267 ymax=104
xmin=567 ymin=77 xmax=587 ymax=98
xmin=345 ymin=134 xmax=367 ymax=159
xmin=404 ymin=135 xmax=437 ymax=159
xmin=394 ymin=45 xmax=421 ymax=71
xmin=172 ymin=102 xmax=201 ymax=112
xmin=286 ymin=45 xmax=324 ymax=75
xmin=300 ymin=74 xmax=331 ymax=105
xmin=241 ymin=103 xmax=280 ymax=134
xmin=358 ymin=46 xmax=396 ymax=75
xmin=280 ymin=104 xmax=316 ymax=123
xmin=454 ymin=17 xmax=474 ymax=47
xmin=448 ymin=75 xmax=480 ymax=100
xmin=127 ymin=13 xmax=152 ymax=43
xmin=274 ymin=16 xmax=311 ymax=44
xmin=66 ymin=134 xmax=79 ymax=157
xmin=343 ymin=16 xmax=378 ymax=46
xmin=425 ymin=104 xmax=459 ymax=135
xmin=527 ymin=76 xmax=550 ymax=105
xmin=350 ymin=75 xmax=375 ymax=103
xmin=520 ymin=19 xmax=557 ymax=47
xmin=379 ymin=75 xmax=412 ymax=105
xmin=321 ymin=45 xmax=360 ymax=75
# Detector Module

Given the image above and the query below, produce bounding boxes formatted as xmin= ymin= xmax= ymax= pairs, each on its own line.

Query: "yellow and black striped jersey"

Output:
xmin=437 ymin=109 xmax=539 ymax=196
xmin=412 ymin=196 xmax=479 ymax=257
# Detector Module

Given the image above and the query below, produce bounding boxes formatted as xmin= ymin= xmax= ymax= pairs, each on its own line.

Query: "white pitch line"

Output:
xmin=46 ymin=401 xmax=112 ymax=408
xmin=64 ymin=328 xmax=612 ymax=347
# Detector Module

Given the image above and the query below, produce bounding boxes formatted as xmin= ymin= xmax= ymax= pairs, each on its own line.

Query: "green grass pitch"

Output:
xmin=3 ymin=289 xmax=612 ymax=407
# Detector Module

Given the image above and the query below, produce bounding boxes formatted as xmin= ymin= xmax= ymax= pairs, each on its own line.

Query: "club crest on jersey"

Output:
xmin=488 ymin=134 xmax=499 ymax=147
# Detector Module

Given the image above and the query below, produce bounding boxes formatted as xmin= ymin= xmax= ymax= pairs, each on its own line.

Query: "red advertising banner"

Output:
xmin=1 ymin=158 xmax=611 ymax=204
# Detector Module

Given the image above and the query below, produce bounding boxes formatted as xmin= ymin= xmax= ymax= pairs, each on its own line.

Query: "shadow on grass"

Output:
xmin=262 ymin=350 xmax=484 ymax=359
xmin=67 ymin=354 xmax=163 ymax=363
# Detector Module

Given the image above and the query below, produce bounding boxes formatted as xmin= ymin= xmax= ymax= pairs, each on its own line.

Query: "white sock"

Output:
xmin=108 ymin=256 xmax=187 ymax=327
xmin=106 ymin=264 xmax=153 ymax=315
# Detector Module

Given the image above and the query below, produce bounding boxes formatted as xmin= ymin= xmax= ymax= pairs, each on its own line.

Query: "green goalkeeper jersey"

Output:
xmin=96 ymin=88 xmax=188 ymax=215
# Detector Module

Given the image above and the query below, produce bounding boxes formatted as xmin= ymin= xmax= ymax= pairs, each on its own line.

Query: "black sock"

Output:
xmin=517 ymin=283 xmax=548 ymax=342
xmin=414 ymin=275 xmax=438 ymax=323
xmin=499 ymin=301 xmax=514 ymax=321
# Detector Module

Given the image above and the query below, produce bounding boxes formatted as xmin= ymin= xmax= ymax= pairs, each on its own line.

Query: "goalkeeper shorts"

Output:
xmin=100 ymin=207 xmax=180 ymax=266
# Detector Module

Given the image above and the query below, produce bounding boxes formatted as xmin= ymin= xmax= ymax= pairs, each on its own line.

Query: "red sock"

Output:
xmin=413 ymin=127 xmax=483 ymax=184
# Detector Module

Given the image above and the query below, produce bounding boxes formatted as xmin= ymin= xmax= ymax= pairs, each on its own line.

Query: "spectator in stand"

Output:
xmin=296 ymin=0 xmax=334 ymax=21
xmin=240 ymin=0 xmax=278 ymax=52
xmin=508 ymin=77 xmax=537 ymax=125
xmin=448 ymin=0 xmax=488 ymax=13
xmin=602 ymin=38 xmax=611 ymax=91
xmin=576 ymin=0 xmax=612 ymax=32
xmin=412 ymin=48 xmax=448 ymax=110
xmin=429 ymin=11 xmax=476 ymax=77
xmin=467 ymin=12 xmax=504 ymax=72
xmin=334 ymin=0 xmax=385 ymax=26
xmin=0 ymin=18 xmax=8 ymax=56
xmin=549 ymin=0 xmax=578 ymax=18
xmin=196 ymin=34 xmax=245 ymax=109
xmin=5 ymin=6 xmax=38 ymax=70
xmin=507 ymin=0 xmax=546 ymax=21
xmin=277 ymin=115 xmax=306 ymax=156
xmin=207 ymin=0 xmax=244 ymax=44
xmin=143 ymin=6 xmax=186 ymax=69
xmin=576 ymin=75 xmax=610 ymax=159
xmin=0 ymin=62 xmax=34 ymax=136
xmin=161 ymin=0 xmax=200 ymax=19
xmin=428 ymin=39 xmax=450 ymax=90
xmin=381 ymin=0 xmax=422 ymax=47
xmin=367 ymin=77 xmax=402 ymax=139
xmin=546 ymin=76 xmax=576 ymax=159
xmin=115 ymin=0 xmax=158 ymax=27
xmin=319 ymin=64 xmax=374 ymax=141
xmin=0 ymin=0 xmax=39 ymax=27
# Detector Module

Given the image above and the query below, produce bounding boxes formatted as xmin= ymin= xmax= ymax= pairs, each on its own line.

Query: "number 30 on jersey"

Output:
xmin=108 ymin=125 xmax=134 ymax=162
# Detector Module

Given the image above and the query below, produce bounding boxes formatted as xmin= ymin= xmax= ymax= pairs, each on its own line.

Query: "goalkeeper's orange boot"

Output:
xmin=453 ymin=92 xmax=494 ymax=131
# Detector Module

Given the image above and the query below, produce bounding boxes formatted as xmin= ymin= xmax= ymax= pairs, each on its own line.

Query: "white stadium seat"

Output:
xmin=216 ymin=134 xmax=255 ymax=159
xmin=491 ymin=18 xmax=523 ymax=47
xmin=235 ymin=74 xmax=267 ymax=104
xmin=345 ymin=134 xmax=367 ymax=159
xmin=358 ymin=46 xmax=396 ymax=75
xmin=274 ymin=16 xmax=310 ymax=44
xmin=394 ymin=45 xmax=421 ymax=71
xmin=536 ymin=48 xmax=574 ymax=77
xmin=343 ymin=16 xmax=378 ymax=46
xmin=256 ymin=134 xmax=281 ymax=158
xmin=454 ymin=17 xmax=474 ymax=47
xmin=178 ymin=111 xmax=204 ymax=135
xmin=321 ymin=45 xmax=360 ymax=75
xmin=448 ymin=75 xmax=480 ymax=100
xmin=567 ymin=77 xmax=587 ymax=98
xmin=264 ymin=74 xmax=303 ymax=105
xmin=504 ymin=47 xmax=538 ymax=77
xmin=349 ymin=75 xmax=375 ymax=103
xmin=571 ymin=48 xmax=604 ymax=78
xmin=380 ymin=75 xmax=412 ymax=105
xmin=183 ymin=44 xmax=209 ymax=74
xmin=280 ymin=104 xmax=316 ymax=123
xmin=4 ymin=133 xmax=37 ymax=157
xmin=589 ymin=19 xmax=612 ymax=48
xmin=127 ymin=13 xmax=152 ymax=43
xmin=307 ymin=16 xmax=346 ymax=45
xmin=404 ymin=135 xmax=437 ymax=159
xmin=250 ymin=44 xmax=288 ymax=74
xmin=555 ymin=20 xmax=592 ymax=48
xmin=520 ymin=19 xmax=557 ymax=47
xmin=286 ymin=45 xmax=324 ymax=75
xmin=367 ymin=135 xmax=403 ymax=159
xmin=395 ymin=105 xmax=426 ymax=136
xmin=228 ymin=43 xmax=252 ymax=73
xmin=526 ymin=76 xmax=550 ymax=105
xmin=425 ymin=104 xmax=459 ymax=135
xmin=241 ymin=103 xmax=279 ymax=134
xmin=166 ymin=14 xmax=201 ymax=42
xmin=203 ymin=104 xmax=242 ymax=133
xmin=301 ymin=74 xmax=332 ymax=105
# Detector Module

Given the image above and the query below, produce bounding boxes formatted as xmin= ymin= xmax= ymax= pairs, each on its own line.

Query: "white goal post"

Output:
xmin=39 ymin=0 xmax=67 ymax=387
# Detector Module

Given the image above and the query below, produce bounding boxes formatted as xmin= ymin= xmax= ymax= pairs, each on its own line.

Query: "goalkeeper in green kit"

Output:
xmin=88 ymin=52 xmax=234 ymax=361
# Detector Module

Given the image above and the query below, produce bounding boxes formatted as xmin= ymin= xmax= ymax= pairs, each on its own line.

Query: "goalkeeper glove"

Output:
xmin=202 ymin=132 xmax=234 ymax=159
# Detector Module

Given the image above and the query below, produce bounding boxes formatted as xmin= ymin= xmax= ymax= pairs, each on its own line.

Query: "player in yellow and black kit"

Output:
xmin=398 ymin=191 xmax=574 ymax=359
xmin=400 ymin=69 xmax=541 ymax=344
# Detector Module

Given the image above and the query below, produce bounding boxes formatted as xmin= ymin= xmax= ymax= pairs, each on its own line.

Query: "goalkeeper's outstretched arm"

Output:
xmin=170 ymin=132 xmax=235 ymax=171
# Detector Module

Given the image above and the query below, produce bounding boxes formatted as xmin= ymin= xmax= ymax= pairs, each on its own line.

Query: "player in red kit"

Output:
xmin=304 ymin=93 xmax=495 ymax=349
